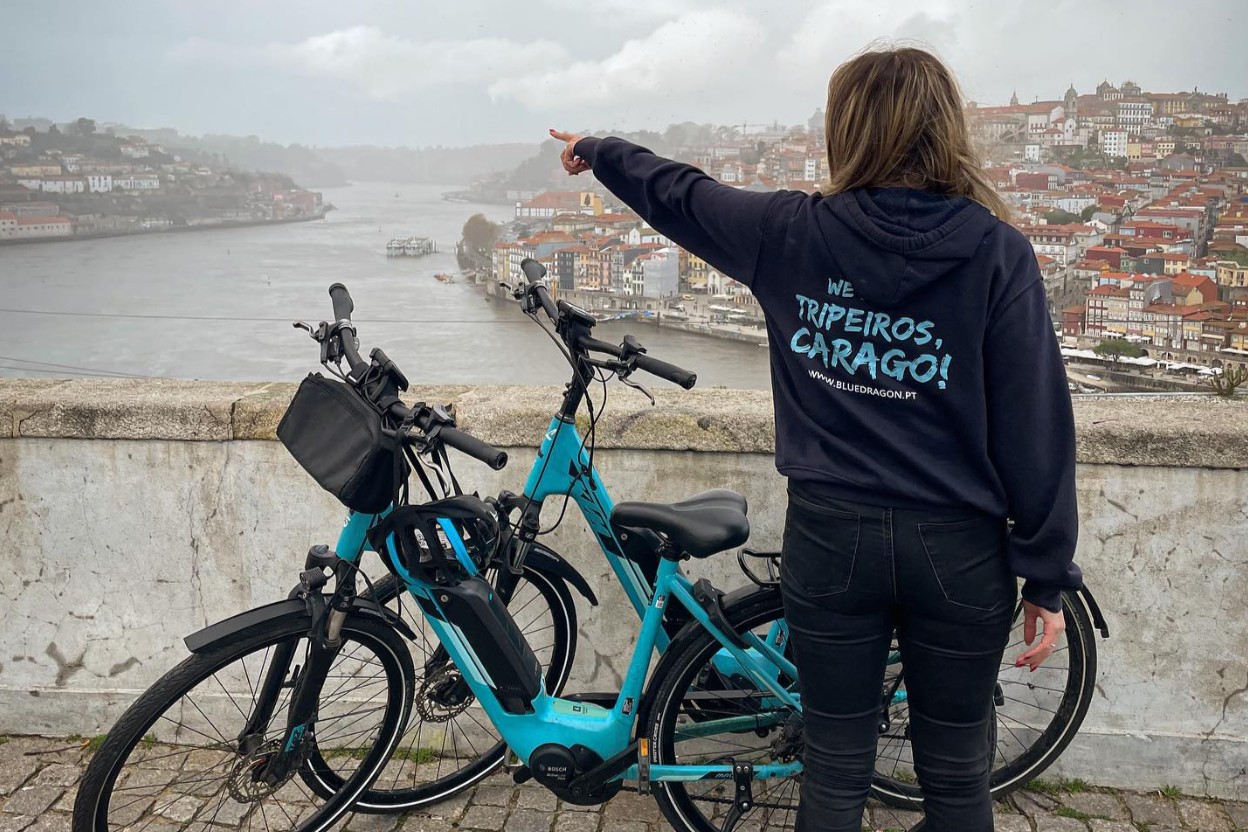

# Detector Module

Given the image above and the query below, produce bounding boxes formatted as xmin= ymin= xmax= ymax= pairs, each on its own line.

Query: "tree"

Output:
xmin=1044 ymin=209 xmax=1081 ymax=225
xmin=1093 ymin=339 xmax=1144 ymax=367
xmin=70 ymin=117 xmax=96 ymax=137
xmin=459 ymin=213 xmax=501 ymax=269
xmin=1079 ymin=205 xmax=1099 ymax=221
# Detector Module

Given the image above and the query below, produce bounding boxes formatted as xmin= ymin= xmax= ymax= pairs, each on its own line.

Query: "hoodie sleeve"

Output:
xmin=983 ymin=271 xmax=1083 ymax=613
xmin=574 ymin=136 xmax=781 ymax=287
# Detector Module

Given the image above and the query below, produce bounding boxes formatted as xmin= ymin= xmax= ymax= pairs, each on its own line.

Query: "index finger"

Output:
xmin=549 ymin=129 xmax=577 ymax=142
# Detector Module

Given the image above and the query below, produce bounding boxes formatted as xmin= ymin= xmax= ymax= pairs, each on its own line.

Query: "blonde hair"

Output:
xmin=821 ymin=46 xmax=1009 ymax=220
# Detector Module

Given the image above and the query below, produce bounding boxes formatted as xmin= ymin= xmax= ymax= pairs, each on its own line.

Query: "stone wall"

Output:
xmin=1 ymin=380 xmax=1246 ymax=797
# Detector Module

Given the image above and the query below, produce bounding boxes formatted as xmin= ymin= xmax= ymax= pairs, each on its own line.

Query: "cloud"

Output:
xmin=169 ymin=26 xmax=570 ymax=100
xmin=488 ymin=10 xmax=767 ymax=111
xmin=262 ymin=26 xmax=571 ymax=100
xmin=777 ymin=1 xmax=962 ymax=77
xmin=538 ymin=0 xmax=697 ymax=19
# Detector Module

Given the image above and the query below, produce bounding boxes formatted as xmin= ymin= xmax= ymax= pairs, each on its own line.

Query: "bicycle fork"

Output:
xmin=235 ymin=546 xmax=357 ymax=785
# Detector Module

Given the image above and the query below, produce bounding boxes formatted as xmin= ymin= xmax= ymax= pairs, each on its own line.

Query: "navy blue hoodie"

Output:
xmin=575 ymin=136 xmax=1082 ymax=612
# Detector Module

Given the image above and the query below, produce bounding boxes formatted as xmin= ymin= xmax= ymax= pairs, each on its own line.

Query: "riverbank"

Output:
xmin=469 ymin=270 xmax=770 ymax=347
xmin=0 ymin=207 xmax=332 ymax=247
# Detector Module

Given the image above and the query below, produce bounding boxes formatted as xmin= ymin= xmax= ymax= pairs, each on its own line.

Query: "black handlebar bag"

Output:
xmin=277 ymin=373 xmax=405 ymax=513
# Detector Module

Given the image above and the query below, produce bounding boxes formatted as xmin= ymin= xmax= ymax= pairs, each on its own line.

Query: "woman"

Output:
xmin=551 ymin=46 xmax=1081 ymax=832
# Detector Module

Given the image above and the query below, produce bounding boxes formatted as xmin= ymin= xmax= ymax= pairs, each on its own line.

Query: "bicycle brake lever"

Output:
xmin=620 ymin=374 xmax=656 ymax=406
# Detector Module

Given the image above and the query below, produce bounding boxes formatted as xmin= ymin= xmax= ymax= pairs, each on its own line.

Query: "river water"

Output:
xmin=0 ymin=182 xmax=771 ymax=388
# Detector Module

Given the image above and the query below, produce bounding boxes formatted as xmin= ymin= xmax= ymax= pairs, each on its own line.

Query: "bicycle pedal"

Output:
xmin=637 ymin=737 xmax=651 ymax=796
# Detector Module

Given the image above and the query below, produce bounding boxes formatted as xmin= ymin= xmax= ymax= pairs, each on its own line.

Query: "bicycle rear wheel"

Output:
xmin=72 ymin=610 xmax=413 ymax=832
xmin=642 ymin=587 xmax=804 ymax=832
xmin=871 ymin=589 xmax=1098 ymax=807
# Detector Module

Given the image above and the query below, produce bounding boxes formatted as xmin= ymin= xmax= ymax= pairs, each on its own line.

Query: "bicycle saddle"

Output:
xmin=611 ymin=489 xmax=750 ymax=558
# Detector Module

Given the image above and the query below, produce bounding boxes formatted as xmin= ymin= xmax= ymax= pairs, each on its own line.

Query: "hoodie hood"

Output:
xmin=822 ymin=187 xmax=996 ymax=307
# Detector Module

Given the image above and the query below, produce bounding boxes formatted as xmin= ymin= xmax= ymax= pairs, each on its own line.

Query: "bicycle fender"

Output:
xmin=183 ymin=596 xmax=416 ymax=654
xmin=1076 ymin=585 xmax=1110 ymax=638
xmin=525 ymin=544 xmax=598 ymax=606
xmin=185 ymin=599 xmax=306 ymax=653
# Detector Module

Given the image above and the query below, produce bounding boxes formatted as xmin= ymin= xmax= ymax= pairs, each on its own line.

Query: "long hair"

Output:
xmin=821 ymin=46 xmax=1009 ymax=220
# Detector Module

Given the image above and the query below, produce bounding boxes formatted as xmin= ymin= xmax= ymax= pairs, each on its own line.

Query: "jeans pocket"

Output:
xmin=781 ymin=491 xmax=861 ymax=598
xmin=917 ymin=516 xmax=1012 ymax=612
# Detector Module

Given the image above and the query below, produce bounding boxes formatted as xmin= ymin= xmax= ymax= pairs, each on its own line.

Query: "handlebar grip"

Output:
xmin=634 ymin=353 xmax=698 ymax=390
xmin=440 ymin=427 xmax=509 ymax=471
xmin=520 ymin=258 xmax=547 ymax=285
xmin=328 ymin=283 xmax=354 ymax=322
xmin=518 ymin=258 xmax=558 ymax=321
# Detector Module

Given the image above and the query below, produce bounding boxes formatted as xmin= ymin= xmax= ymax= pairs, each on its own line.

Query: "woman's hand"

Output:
xmin=549 ymin=129 xmax=590 ymax=176
xmin=1016 ymin=600 xmax=1065 ymax=671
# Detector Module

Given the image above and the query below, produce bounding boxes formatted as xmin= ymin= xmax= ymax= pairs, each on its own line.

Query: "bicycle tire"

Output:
xmin=325 ymin=565 xmax=577 ymax=811
xmin=870 ymin=589 xmax=1098 ymax=807
xmin=641 ymin=587 xmax=801 ymax=832
xmin=72 ymin=609 xmax=413 ymax=832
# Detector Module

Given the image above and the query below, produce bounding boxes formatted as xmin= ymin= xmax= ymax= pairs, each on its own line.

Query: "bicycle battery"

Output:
xmin=436 ymin=576 xmax=543 ymax=714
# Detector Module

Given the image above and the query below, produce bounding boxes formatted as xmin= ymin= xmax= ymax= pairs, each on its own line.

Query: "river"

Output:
xmin=0 ymin=182 xmax=771 ymax=388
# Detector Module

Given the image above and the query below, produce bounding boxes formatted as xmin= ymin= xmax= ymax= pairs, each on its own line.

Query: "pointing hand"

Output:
xmin=549 ymin=129 xmax=590 ymax=176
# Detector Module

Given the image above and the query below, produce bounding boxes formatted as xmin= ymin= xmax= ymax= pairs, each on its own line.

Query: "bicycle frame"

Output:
xmin=335 ymin=509 xmax=801 ymax=783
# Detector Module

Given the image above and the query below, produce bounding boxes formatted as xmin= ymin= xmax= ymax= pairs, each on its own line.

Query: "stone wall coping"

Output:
xmin=1 ymin=378 xmax=1244 ymax=468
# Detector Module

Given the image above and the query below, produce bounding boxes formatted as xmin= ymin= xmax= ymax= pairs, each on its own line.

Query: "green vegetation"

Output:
xmin=67 ymin=733 xmax=109 ymax=752
xmin=1056 ymin=807 xmax=1090 ymax=820
xmin=1094 ymin=339 xmax=1146 ymax=361
xmin=140 ymin=734 xmax=157 ymax=750
xmin=325 ymin=745 xmax=439 ymax=764
xmin=458 ymin=213 xmax=502 ymax=270
xmin=1210 ymin=365 xmax=1248 ymax=398
xmin=0 ymin=735 xmax=10 ymax=747
xmin=1025 ymin=777 xmax=1089 ymax=796
xmin=392 ymin=746 xmax=439 ymax=765
xmin=323 ymin=747 xmax=370 ymax=761
xmin=1160 ymin=784 xmax=1182 ymax=799
xmin=1026 ymin=778 xmax=1062 ymax=796
xmin=1043 ymin=209 xmax=1083 ymax=225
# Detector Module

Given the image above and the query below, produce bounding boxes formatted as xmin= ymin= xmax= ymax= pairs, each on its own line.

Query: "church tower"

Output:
xmin=1064 ymin=83 xmax=1078 ymax=118
xmin=1010 ymin=90 xmax=1019 ymax=106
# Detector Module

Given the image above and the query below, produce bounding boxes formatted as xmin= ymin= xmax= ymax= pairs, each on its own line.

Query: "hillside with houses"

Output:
xmin=0 ymin=117 xmax=325 ymax=242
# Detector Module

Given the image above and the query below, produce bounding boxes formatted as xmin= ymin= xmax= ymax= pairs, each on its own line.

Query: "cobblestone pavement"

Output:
xmin=3 ymin=736 xmax=1246 ymax=832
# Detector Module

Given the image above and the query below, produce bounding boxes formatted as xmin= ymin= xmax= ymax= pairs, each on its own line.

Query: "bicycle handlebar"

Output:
xmin=328 ymin=283 xmax=355 ymax=324
xmin=519 ymin=258 xmax=559 ymax=321
xmin=633 ymin=352 xmax=698 ymax=390
xmin=577 ymin=335 xmax=698 ymax=390
xmin=386 ymin=400 xmax=508 ymax=471
xmin=322 ymin=284 xmax=508 ymax=470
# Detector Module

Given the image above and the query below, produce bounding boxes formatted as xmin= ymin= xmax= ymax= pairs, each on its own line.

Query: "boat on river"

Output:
xmin=385 ymin=236 xmax=436 ymax=257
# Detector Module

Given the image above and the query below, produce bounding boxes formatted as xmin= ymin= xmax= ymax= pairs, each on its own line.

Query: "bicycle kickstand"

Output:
xmin=720 ymin=762 xmax=754 ymax=832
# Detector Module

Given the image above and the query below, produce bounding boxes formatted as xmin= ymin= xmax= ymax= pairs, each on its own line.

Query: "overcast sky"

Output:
xmin=1 ymin=0 xmax=1244 ymax=148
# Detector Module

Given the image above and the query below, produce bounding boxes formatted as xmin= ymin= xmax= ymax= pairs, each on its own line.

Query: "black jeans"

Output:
xmin=780 ymin=483 xmax=1016 ymax=832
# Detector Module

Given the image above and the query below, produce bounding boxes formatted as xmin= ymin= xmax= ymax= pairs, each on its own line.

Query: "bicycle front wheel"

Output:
xmin=72 ymin=609 xmax=414 ymax=832
xmin=871 ymin=589 xmax=1099 ymax=807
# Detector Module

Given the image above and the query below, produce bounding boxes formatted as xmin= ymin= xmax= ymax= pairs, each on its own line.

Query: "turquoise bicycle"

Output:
xmin=346 ymin=261 xmax=1109 ymax=821
xmin=303 ymin=280 xmax=806 ymax=832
